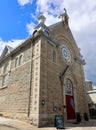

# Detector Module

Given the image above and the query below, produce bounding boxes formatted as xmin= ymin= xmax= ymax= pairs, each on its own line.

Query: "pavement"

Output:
xmin=0 ymin=116 xmax=96 ymax=130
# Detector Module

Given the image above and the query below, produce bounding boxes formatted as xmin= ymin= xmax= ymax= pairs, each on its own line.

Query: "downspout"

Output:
xmin=28 ymin=39 xmax=34 ymax=117
xmin=60 ymin=65 xmax=69 ymax=120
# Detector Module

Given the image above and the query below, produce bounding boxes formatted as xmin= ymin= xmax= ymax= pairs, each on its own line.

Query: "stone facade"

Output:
xmin=0 ymin=12 xmax=88 ymax=127
xmin=0 ymin=43 xmax=31 ymax=119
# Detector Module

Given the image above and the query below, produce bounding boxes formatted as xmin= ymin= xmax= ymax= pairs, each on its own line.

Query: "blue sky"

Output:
xmin=0 ymin=0 xmax=96 ymax=87
xmin=0 ymin=0 xmax=37 ymax=40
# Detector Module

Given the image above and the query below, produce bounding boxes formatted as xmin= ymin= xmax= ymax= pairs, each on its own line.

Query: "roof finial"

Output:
xmin=59 ymin=8 xmax=69 ymax=24
xmin=64 ymin=8 xmax=67 ymax=13
xmin=38 ymin=12 xmax=46 ymax=24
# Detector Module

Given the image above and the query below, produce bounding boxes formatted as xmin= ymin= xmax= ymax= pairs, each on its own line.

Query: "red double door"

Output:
xmin=66 ymin=95 xmax=76 ymax=120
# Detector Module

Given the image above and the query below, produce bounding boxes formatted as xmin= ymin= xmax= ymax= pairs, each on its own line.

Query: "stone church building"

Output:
xmin=0 ymin=10 xmax=88 ymax=127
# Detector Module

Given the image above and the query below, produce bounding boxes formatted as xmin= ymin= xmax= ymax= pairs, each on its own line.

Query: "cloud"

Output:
xmin=6 ymin=0 xmax=96 ymax=86
xmin=73 ymin=20 xmax=96 ymax=85
xmin=0 ymin=38 xmax=24 ymax=55
xmin=70 ymin=3 xmax=96 ymax=31
xmin=17 ymin=0 xmax=33 ymax=6
xmin=26 ymin=0 xmax=63 ymax=33
xmin=26 ymin=22 xmax=36 ymax=35
xmin=35 ymin=0 xmax=96 ymax=86
xmin=35 ymin=0 xmax=96 ymax=31
xmin=36 ymin=0 xmax=63 ymax=14
xmin=36 ymin=0 xmax=66 ymax=25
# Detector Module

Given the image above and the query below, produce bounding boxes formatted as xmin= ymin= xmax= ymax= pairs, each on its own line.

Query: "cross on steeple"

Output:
xmin=33 ymin=13 xmax=49 ymax=37
xmin=38 ymin=12 xmax=46 ymax=24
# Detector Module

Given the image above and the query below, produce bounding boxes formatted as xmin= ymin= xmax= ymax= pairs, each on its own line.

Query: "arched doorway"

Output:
xmin=64 ymin=79 xmax=76 ymax=120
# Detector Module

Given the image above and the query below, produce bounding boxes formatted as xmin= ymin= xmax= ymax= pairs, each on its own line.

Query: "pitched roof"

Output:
xmin=0 ymin=15 xmax=73 ymax=63
xmin=0 ymin=45 xmax=14 ymax=59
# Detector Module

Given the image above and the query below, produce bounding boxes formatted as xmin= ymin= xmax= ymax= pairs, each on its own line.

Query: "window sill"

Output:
xmin=0 ymin=85 xmax=8 ymax=90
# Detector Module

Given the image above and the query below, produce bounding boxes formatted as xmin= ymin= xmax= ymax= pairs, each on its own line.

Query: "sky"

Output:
xmin=0 ymin=0 xmax=96 ymax=87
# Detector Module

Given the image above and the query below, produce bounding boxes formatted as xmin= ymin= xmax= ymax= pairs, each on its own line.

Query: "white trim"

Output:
xmin=14 ymin=53 xmax=24 ymax=68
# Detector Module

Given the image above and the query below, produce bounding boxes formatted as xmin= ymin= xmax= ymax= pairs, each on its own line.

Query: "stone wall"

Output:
xmin=0 ymin=21 xmax=88 ymax=127
xmin=50 ymin=22 xmax=88 ymax=115
xmin=0 ymin=44 xmax=31 ymax=119
xmin=38 ymin=22 xmax=88 ymax=126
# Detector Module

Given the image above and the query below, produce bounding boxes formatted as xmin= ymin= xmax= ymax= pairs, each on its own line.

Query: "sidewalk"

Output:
xmin=0 ymin=116 xmax=96 ymax=130
xmin=65 ymin=120 xmax=96 ymax=130
xmin=0 ymin=117 xmax=36 ymax=130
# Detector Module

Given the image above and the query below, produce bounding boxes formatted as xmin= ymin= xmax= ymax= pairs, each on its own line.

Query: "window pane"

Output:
xmin=19 ymin=55 xmax=23 ymax=65
xmin=2 ymin=75 xmax=8 ymax=86
xmin=65 ymin=79 xmax=73 ymax=94
xmin=4 ymin=64 xmax=9 ymax=73
xmin=52 ymin=50 xmax=56 ymax=62
xmin=15 ymin=58 xmax=18 ymax=67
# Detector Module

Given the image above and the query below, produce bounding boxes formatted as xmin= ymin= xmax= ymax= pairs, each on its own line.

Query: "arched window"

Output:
xmin=3 ymin=64 xmax=9 ymax=73
xmin=52 ymin=50 xmax=56 ymax=62
xmin=15 ymin=57 xmax=18 ymax=67
xmin=2 ymin=64 xmax=9 ymax=86
xmin=64 ymin=79 xmax=73 ymax=95
xmin=19 ymin=55 xmax=23 ymax=66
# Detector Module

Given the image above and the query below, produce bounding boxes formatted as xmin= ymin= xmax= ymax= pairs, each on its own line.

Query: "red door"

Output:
xmin=66 ymin=95 xmax=76 ymax=120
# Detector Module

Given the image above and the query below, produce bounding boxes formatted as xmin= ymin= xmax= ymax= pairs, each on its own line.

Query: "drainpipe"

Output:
xmin=60 ymin=77 xmax=65 ymax=118
xmin=28 ymin=39 xmax=34 ymax=117
xmin=60 ymin=65 xmax=69 ymax=121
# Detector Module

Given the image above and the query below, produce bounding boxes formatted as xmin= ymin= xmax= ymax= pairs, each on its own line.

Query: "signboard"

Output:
xmin=55 ymin=115 xmax=64 ymax=129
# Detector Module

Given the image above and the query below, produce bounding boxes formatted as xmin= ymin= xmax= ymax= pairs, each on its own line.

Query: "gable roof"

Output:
xmin=0 ymin=13 xmax=81 ymax=64
xmin=0 ymin=38 xmax=29 ymax=63
xmin=49 ymin=21 xmax=62 ymax=29
xmin=0 ymin=45 xmax=14 ymax=59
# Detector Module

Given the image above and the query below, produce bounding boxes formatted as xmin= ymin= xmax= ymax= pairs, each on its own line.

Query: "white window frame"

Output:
xmin=15 ymin=54 xmax=23 ymax=68
xmin=19 ymin=55 xmax=23 ymax=66
xmin=2 ymin=64 xmax=9 ymax=87
xmin=15 ymin=57 xmax=19 ymax=67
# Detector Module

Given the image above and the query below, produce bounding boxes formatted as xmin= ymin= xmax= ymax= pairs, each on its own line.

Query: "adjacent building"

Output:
xmin=0 ymin=10 xmax=88 ymax=127
xmin=86 ymin=81 xmax=96 ymax=119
